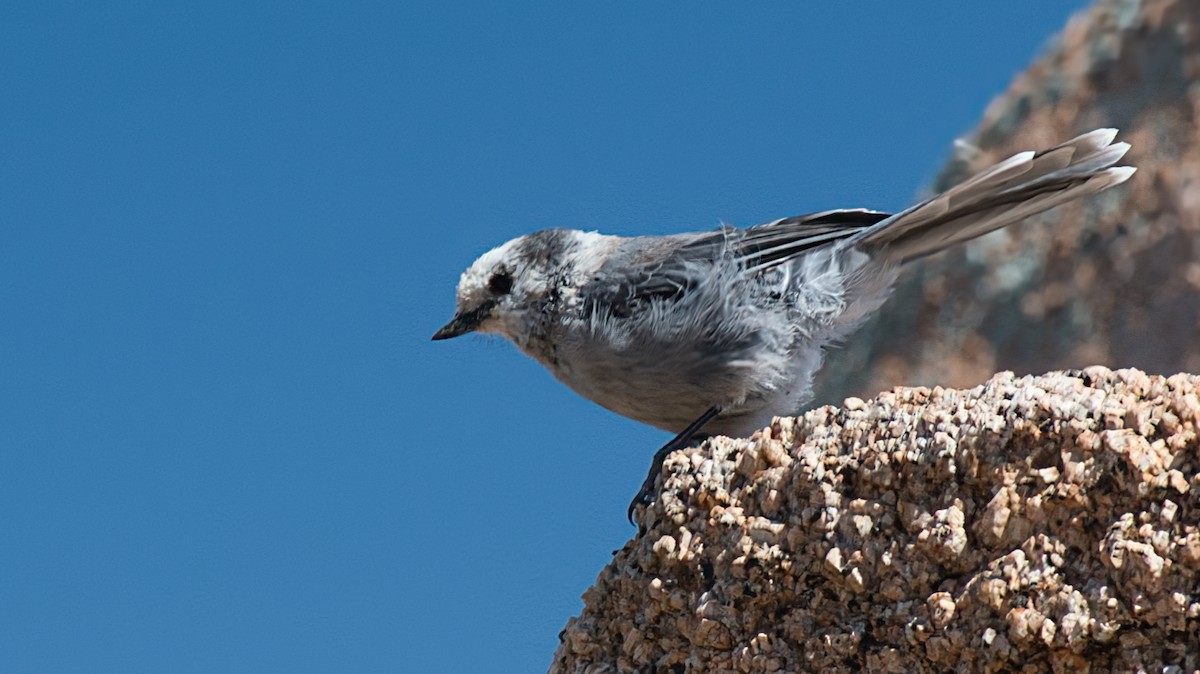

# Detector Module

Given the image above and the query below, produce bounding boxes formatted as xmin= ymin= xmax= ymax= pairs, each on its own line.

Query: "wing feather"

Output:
xmin=582 ymin=209 xmax=890 ymax=318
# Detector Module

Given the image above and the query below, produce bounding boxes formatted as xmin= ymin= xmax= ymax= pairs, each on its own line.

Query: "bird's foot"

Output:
xmin=626 ymin=470 xmax=661 ymax=525
xmin=626 ymin=406 xmax=721 ymax=528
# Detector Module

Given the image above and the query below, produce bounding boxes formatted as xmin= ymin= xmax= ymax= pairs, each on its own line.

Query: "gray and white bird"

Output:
xmin=433 ymin=129 xmax=1135 ymax=523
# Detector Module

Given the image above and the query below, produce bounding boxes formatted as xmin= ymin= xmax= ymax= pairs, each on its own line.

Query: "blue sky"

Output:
xmin=2 ymin=2 xmax=1090 ymax=671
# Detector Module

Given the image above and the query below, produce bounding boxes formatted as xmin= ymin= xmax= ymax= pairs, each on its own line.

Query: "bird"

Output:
xmin=432 ymin=128 xmax=1135 ymax=524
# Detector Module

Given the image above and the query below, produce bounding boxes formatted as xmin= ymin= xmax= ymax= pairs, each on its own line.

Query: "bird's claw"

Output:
xmin=626 ymin=406 xmax=722 ymax=528
xmin=626 ymin=477 xmax=657 ymax=525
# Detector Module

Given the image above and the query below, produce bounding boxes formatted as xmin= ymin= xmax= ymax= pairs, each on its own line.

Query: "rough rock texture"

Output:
xmin=551 ymin=368 xmax=1200 ymax=673
xmin=810 ymin=0 xmax=1200 ymax=408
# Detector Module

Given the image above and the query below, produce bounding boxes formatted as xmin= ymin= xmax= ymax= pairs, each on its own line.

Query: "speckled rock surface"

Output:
xmin=551 ymin=369 xmax=1200 ymax=673
xmin=810 ymin=0 xmax=1200 ymax=408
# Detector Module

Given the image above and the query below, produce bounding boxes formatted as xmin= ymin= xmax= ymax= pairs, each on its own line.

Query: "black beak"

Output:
xmin=431 ymin=302 xmax=493 ymax=341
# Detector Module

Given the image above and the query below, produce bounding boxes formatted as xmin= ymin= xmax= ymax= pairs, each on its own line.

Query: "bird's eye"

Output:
xmin=487 ymin=270 xmax=513 ymax=296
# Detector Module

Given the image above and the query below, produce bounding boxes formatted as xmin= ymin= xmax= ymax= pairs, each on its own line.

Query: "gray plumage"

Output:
xmin=434 ymin=128 xmax=1135 ymax=518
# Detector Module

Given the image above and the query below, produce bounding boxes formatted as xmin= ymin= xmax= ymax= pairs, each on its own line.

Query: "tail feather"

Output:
xmin=853 ymin=129 xmax=1135 ymax=263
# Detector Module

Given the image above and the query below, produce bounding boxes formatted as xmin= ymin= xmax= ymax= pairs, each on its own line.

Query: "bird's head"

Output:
xmin=435 ymin=229 xmax=599 ymax=347
xmin=432 ymin=237 xmax=528 ymax=343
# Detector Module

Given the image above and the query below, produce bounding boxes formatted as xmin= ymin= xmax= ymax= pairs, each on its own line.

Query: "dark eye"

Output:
xmin=487 ymin=270 xmax=513 ymax=295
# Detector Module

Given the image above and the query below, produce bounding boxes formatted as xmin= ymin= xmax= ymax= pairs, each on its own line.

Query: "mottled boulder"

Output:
xmin=552 ymin=369 xmax=1200 ymax=673
xmin=811 ymin=0 xmax=1200 ymax=407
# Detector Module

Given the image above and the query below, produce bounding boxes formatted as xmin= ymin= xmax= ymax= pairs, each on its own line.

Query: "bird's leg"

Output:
xmin=627 ymin=405 xmax=721 ymax=525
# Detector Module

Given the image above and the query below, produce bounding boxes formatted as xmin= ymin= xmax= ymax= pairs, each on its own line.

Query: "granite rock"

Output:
xmin=810 ymin=0 xmax=1200 ymax=407
xmin=552 ymin=368 xmax=1200 ymax=673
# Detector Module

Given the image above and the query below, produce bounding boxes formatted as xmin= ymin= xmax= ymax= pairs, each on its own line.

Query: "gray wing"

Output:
xmin=734 ymin=209 xmax=890 ymax=273
xmin=583 ymin=209 xmax=891 ymax=317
